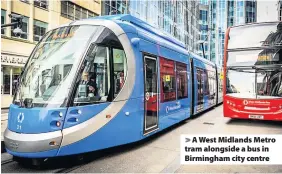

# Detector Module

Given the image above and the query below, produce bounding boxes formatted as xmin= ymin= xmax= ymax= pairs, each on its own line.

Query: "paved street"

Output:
xmin=1 ymin=105 xmax=282 ymax=173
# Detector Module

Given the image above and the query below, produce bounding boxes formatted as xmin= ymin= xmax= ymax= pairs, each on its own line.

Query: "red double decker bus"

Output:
xmin=223 ymin=22 xmax=282 ymax=121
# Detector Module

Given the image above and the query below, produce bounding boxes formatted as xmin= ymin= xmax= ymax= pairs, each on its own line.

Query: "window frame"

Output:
xmin=34 ymin=0 xmax=48 ymax=10
xmin=33 ymin=19 xmax=48 ymax=42
xmin=1 ymin=9 xmax=6 ymax=35
xmin=112 ymin=46 xmax=127 ymax=97
xmin=11 ymin=13 xmax=29 ymax=40
xmin=71 ymin=42 xmax=127 ymax=106
xmin=61 ymin=1 xmax=98 ymax=20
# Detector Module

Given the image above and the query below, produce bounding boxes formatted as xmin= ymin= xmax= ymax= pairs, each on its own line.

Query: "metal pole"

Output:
xmin=1 ymin=22 xmax=18 ymax=28
xmin=201 ymin=42 xmax=206 ymax=59
xmin=10 ymin=68 xmax=13 ymax=96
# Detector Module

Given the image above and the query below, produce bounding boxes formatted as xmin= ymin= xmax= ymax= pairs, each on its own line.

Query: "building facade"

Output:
xmin=1 ymin=0 xmax=101 ymax=108
xmin=199 ymin=0 xmax=209 ymax=60
xmin=209 ymin=0 xmax=257 ymax=67
xmin=102 ymin=0 xmax=200 ymax=54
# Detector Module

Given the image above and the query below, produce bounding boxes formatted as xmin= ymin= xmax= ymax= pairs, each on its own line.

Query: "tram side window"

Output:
xmin=113 ymin=48 xmax=127 ymax=97
xmin=218 ymin=73 xmax=222 ymax=92
xmin=208 ymin=71 xmax=216 ymax=98
xmin=73 ymin=45 xmax=111 ymax=105
xmin=202 ymin=69 xmax=209 ymax=96
xmin=160 ymin=57 xmax=176 ymax=102
xmin=196 ymin=68 xmax=203 ymax=105
xmin=176 ymin=62 xmax=188 ymax=99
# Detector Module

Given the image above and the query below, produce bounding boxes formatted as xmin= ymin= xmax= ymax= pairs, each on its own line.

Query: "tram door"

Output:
xmin=144 ymin=56 xmax=159 ymax=134
xmin=196 ymin=68 xmax=204 ymax=112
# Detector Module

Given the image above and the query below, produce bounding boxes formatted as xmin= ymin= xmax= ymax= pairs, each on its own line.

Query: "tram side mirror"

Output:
xmin=24 ymin=98 xmax=33 ymax=108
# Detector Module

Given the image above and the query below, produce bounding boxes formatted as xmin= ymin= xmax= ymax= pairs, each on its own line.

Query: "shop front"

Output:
xmin=1 ymin=53 xmax=28 ymax=108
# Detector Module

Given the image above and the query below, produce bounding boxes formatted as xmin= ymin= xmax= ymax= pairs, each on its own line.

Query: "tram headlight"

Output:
xmin=56 ymin=121 xmax=61 ymax=127
xmin=49 ymin=141 xmax=57 ymax=146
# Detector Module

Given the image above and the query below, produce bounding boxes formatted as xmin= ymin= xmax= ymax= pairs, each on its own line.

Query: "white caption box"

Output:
xmin=180 ymin=134 xmax=282 ymax=165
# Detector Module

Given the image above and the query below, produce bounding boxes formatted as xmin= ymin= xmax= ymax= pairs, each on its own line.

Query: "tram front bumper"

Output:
xmin=4 ymin=128 xmax=62 ymax=155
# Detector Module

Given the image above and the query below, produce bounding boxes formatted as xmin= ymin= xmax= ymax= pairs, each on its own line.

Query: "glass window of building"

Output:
xmin=34 ymin=0 xmax=48 ymax=9
xmin=2 ymin=66 xmax=23 ymax=95
xmin=61 ymin=1 xmax=74 ymax=20
xmin=82 ymin=8 xmax=87 ymax=19
xmin=61 ymin=1 xmax=98 ymax=20
xmin=34 ymin=20 xmax=48 ymax=42
xmin=75 ymin=6 xmax=82 ymax=20
xmin=11 ymin=13 xmax=28 ymax=39
xmin=200 ymin=10 xmax=207 ymax=21
xmin=104 ymin=0 xmax=128 ymax=15
xmin=1 ymin=9 xmax=6 ymax=35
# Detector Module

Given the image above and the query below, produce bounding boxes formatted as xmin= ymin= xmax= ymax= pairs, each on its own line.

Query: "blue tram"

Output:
xmin=4 ymin=15 xmax=223 ymax=160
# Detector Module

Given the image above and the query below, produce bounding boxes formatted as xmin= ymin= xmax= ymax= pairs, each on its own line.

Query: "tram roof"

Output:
xmin=86 ymin=14 xmax=187 ymax=49
xmin=66 ymin=14 xmax=216 ymax=67
xmin=189 ymin=51 xmax=216 ymax=67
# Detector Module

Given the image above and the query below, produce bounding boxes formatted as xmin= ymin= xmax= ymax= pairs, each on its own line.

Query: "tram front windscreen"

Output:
xmin=14 ymin=25 xmax=99 ymax=107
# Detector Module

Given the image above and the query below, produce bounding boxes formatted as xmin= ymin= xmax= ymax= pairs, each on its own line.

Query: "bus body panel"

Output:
xmin=224 ymin=95 xmax=282 ymax=121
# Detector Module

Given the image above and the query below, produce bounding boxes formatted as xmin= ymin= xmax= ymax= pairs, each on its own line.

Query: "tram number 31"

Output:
xmin=17 ymin=125 xmax=22 ymax=130
xmin=16 ymin=112 xmax=25 ymax=130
